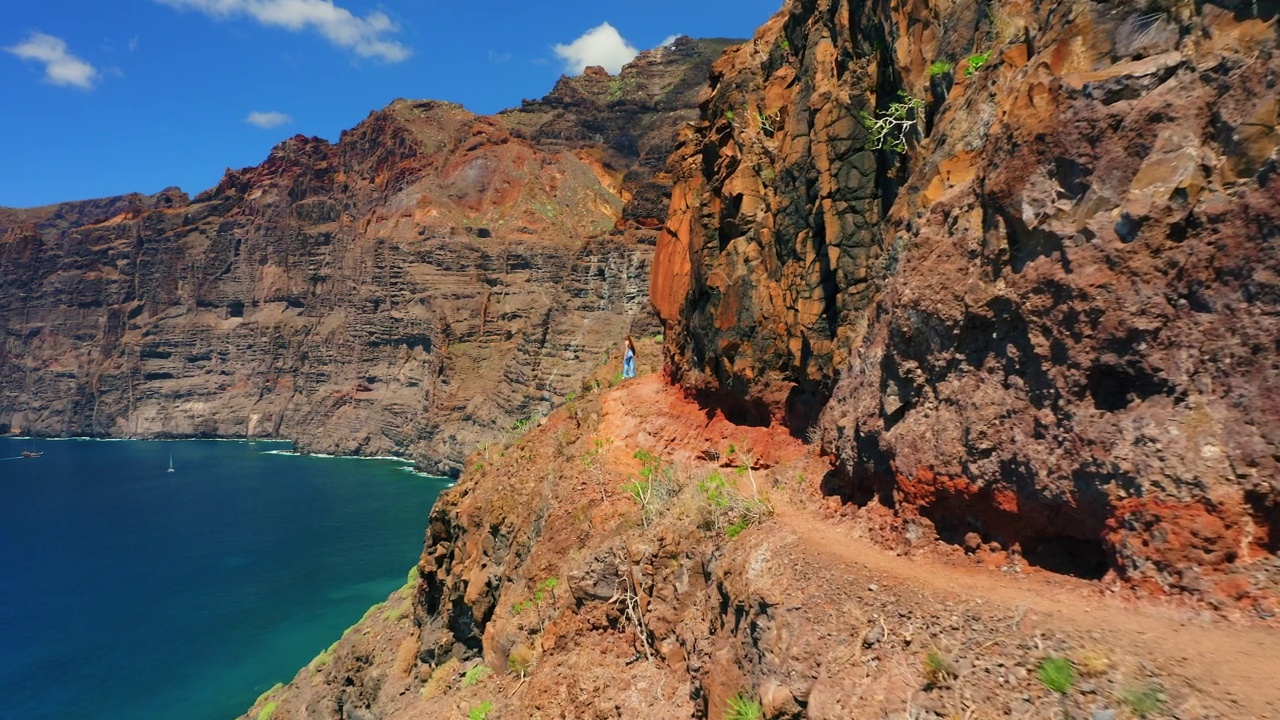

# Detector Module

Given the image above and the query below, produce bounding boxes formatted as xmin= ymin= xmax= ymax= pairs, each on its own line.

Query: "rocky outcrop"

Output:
xmin=654 ymin=0 xmax=1279 ymax=597
xmin=0 ymin=39 xmax=727 ymax=475
xmin=242 ymin=374 xmax=1280 ymax=720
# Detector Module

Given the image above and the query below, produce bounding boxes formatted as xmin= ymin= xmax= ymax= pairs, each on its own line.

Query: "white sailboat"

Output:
xmin=168 ymin=454 xmax=175 ymax=473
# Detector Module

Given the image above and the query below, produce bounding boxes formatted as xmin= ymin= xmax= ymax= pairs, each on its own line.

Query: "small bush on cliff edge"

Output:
xmin=859 ymin=92 xmax=924 ymax=153
xmin=698 ymin=470 xmax=773 ymax=538
xmin=963 ymin=50 xmax=992 ymax=77
xmin=623 ymin=449 xmax=677 ymax=526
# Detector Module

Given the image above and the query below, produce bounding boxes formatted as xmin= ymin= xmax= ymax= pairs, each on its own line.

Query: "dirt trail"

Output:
xmin=602 ymin=374 xmax=1280 ymax=717
xmin=779 ymin=503 xmax=1280 ymax=716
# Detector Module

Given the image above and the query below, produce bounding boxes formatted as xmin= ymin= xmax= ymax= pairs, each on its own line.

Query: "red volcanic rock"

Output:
xmin=655 ymin=0 xmax=1280 ymax=597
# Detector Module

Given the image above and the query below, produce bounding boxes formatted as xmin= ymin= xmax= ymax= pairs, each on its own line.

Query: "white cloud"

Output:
xmin=5 ymin=32 xmax=99 ymax=89
xmin=658 ymin=34 xmax=680 ymax=48
xmin=246 ymin=110 xmax=292 ymax=128
xmin=552 ymin=22 xmax=638 ymax=75
xmin=154 ymin=0 xmax=410 ymax=62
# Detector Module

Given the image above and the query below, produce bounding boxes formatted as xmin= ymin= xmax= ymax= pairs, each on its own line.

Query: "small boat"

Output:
xmin=20 ymin=451 xmax=43 ymax=459
xmin=167 ymin=454 xmax=175 ymax=473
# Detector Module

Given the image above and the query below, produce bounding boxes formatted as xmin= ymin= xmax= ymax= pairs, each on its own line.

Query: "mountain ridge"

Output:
xmin=0 ymin=37 xmax=728 ymax=476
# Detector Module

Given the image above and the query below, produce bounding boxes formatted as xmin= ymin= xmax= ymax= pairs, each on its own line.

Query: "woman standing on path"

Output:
xmin=623 ymin=337 xmax=636 ymax=379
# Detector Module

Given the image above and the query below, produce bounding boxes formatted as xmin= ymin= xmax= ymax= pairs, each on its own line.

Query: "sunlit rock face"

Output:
xmin=0 ymin=38 xmax=733 ymax=477
xmin=656 ymin=0 xmax=1279 ymax=595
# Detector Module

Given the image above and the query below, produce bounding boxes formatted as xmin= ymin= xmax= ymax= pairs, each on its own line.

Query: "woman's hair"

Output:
xmin=625 ymin=336 xmax=634 ymax=348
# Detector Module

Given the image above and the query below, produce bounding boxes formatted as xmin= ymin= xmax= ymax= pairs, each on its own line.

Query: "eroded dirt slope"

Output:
xmin=244 ymin=367 xmax=1280 ymax=719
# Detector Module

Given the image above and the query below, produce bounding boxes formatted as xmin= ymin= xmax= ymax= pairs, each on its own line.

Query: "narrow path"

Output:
xmin=775 ymin=501 xmax=1280 ymax=717
xmin=601 ymin=374 xmax=1280 ymax=717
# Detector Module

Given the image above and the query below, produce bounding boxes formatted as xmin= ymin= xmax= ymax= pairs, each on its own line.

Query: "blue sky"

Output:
xmin=2 ymin=0 xmax=782 ymax=209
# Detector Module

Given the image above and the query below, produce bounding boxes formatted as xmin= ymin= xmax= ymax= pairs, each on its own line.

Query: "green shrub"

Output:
xmin=257 ymin=702 xmax=278 ymax=720
xmin=698 ymin=470 xmax=772 ymax=538
xmin=624 ymin=449 xmax=676 ymax=526
xmin=963 ymin=50 xmax=992 ymax=77
xmin=859 ymin=92 xmax=924 ymax=153
xmin=461 ymin=664 xmax=492 ymax=688
xmin=699 ymin=471 xmax=731 ymax=508
xmin=1038 ymin=656 xmax=1075 ymax=694
xmin=512 ymin=577 xmax=559 ymax=631
xmin=928 ymin=60 xmax=952 ymax=77
xmin=725 ymin=693 xmax=763 ymax=720
xmin=468 ymin=700 xmax=493 ymax=720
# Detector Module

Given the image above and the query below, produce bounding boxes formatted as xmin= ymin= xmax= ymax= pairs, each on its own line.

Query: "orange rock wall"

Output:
xmin=656 ymin=0 xmax=1280 ymax=596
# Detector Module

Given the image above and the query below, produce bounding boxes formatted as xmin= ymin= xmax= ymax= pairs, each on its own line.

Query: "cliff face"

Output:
xmin=231 ymin=4 xmax=1280 ymax=719
xmin=654 ymin=1 xmax=1280 ymax=596
xmin=0 ymin=38 xmax=727 ymax=475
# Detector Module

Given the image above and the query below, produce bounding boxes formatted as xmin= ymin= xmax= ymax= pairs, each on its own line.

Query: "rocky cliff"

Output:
xmin=652 ymin=0 xmax=1280 ymax=598
xmin=230 ymin=2 xmax=1280 ymax=719
xmin=0 ymin=38 xmax=731 ymax=476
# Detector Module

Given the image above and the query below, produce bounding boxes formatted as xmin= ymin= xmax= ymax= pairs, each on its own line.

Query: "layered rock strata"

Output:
xmin=0 ymin=38 xmax=729 ymax=475
xmin=653 ymin=0 xmax=1280 ymax=596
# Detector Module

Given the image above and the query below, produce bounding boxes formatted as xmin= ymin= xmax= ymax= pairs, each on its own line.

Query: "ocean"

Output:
xmin=0 ymin=438 xmax=449 ymax=720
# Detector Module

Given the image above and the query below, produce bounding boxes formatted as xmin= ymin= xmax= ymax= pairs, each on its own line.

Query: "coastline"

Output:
xmin=1 ymin=435 xmax=452 ymax=481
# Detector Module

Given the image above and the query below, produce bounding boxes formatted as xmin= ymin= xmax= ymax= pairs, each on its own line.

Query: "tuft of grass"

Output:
xmin=697 ymin=470 xmax=773 ymax=538
xmin=923 ymin=650 xmax=957 ymax=686
xmin=928 ymin=60 xmax=953 ymax=77
xmin=1038 ymin=656 xmax=1075 ymax=694
xmin=394 ymin=636 xmax=418 ymax=678
xmin=468 ymin=700 xmax=493 ymax=720
xmin=421 ymin=658 xmax=461 ymax=698
xmin=257 ymin=702 xmax=278 ymax=720
xmin=725 ymin=693 xmax=763 ymax=720
xmin=963 ymin=50 xmax=992 ymax=77
xmin=461 ymin=664 xmax=493 ymax=688
xmin=1122 ymin=683 xmax=1166 ymax=718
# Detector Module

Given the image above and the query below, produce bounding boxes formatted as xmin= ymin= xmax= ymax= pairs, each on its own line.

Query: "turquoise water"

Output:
xmin=0 ymin=438 xmax=449 ymax=720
